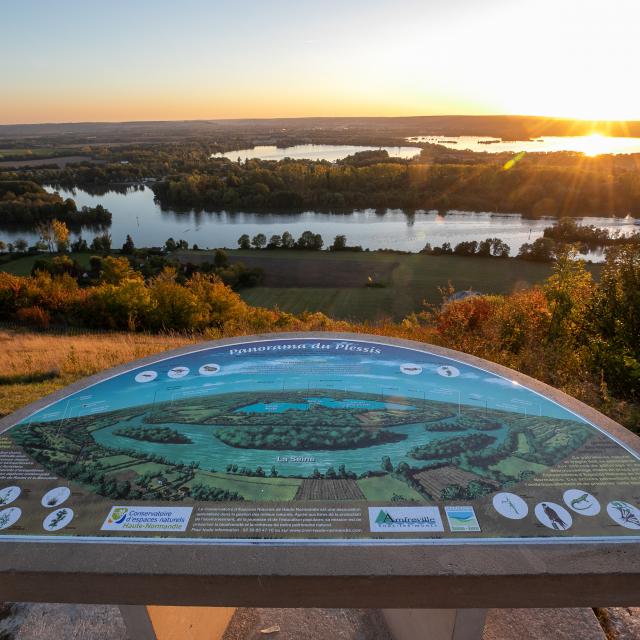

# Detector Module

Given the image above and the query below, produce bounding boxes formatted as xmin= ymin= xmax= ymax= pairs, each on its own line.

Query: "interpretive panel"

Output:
xmin=1 ymin=336 xmax=640 ymax=544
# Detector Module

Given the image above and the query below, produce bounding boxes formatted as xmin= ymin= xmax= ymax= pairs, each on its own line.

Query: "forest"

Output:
xmin=215 ymin=422 xmax=405 ymax=451
xmin=0 ymin=180 xmax=111 ymax=227
xmin=409 ymin=433 xmax=496 ymax=461
xmin=114 ymin=426 xmax=192 ymax=444
xmin=3 ymin=135 xmax=640 ymax=220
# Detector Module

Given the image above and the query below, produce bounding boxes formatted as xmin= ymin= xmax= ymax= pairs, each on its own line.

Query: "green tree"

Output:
xmin=251 ymin=233 xmax=267 ymax=249
xmin=238 ymin=234 xmax=251 ymax=249
xmin=90 ymin=233 xmax=112 ymax=253
xmin=122 ymin=234 xmax=136 ymax=254
xmin=331 ymin=235 xmax=347 ymax=251
xmin=587 ymin=245 xmax=640 ymax=399
xmin=281 ymin=231 xmax=295 ymax=249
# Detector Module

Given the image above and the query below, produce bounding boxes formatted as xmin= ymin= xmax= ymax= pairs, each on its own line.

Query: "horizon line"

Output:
xmin=2 ymin=114 xmax=640 ymax=128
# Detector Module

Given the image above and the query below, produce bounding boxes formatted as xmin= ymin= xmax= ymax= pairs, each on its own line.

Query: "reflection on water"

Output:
xmin=211 ymin=144 xmax=421 ymax=162
xmin=0 ymin=186 xmax=636 ymax=262
xmin=407 ymin=134 xmax=640 ymax=156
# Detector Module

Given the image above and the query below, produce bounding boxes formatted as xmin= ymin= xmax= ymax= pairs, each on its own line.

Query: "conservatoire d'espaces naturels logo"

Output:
xmin=368 ymin=506 xmax=444 ymax=532
xmin=101 ymin=506 xmax=193 ymax=532
xmin=107 ymin=507 xmax=129 ymax=525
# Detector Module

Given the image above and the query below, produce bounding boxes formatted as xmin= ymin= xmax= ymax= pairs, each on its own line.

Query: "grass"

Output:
xmin=0 ymin=249 xmax=602 ymax=320
xmin=187 ymin=469 xmax=302 ymax=501
xmin=0 ymin=329 xmax=195 ymax=418
xmin=489 ymin=455 xmax=548 ymax=478
xmin=515 ymin=432 xmax=531 ymax=454
xmin=357 ymin=474 xmax=425 ymax=502
xmin=0 ymin=253 xmax=93 ymax=276
xmin=241 ymin=287 xmax=396 ymax=322
xmin=212 ymin=250 xmax=603 ymax=321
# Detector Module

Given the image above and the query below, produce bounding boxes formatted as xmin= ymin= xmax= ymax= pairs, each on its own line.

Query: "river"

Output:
xmin=406 ymin=135 xmax=640 ymax=156
xmin=0 ymin=186 xmax=637 ymax=260
xmin=211 ymin=144 xmax=421 ymax=162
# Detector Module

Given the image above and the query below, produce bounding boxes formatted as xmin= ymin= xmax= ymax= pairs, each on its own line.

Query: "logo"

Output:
xmin=108 ymin=507 xmax=129 ymax=525
xmin=101 ymin=506 xmax=193 ymax=532
xmin=445 ymin=506 xmax=481 ymax=532
xmin=368 ymin=507 xmax=444 ymax=532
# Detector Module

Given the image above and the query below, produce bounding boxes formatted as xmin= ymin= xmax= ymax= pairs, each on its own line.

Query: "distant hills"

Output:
xmin=1 ymin=115 xmax=639 ymax=142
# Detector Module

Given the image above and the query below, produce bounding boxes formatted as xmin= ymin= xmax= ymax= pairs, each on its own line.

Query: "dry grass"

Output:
xmin=0 ymin=329 xmax=196 ymax=418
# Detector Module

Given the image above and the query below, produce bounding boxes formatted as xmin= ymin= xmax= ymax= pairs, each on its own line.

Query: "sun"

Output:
xmin=579 ymin=134 xmax=613 ymax=157
xmin=574 ymin=134 xmax=640 ymax=157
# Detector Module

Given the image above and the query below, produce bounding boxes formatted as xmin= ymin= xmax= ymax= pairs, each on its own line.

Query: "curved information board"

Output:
xmin=1 ymin=334 xmax=640 ymax=546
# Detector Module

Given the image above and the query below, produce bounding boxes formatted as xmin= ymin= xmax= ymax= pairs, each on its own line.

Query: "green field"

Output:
xmin=489 ymin=455 xmax=548 ymax=477
xmin=0 ymin=249 xmax=602 ymax=321
xmin=0 ymin=253 xmax=93 ymax=276
xmin=222 ymin=251 xmax=601 ymax=321
xmin=187 ymin=470 xmax=302 ymax=501
xmin=515 ymin=432 xmax=531 ymax=454
xmin=357 ymin=474 xmax=425 ymax=502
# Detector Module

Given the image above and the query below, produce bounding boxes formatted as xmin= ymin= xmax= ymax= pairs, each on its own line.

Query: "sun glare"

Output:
xmin=577 ymin=134 xmax=640 ymax=157
xmin=581 ymin=134 xmax=612 ymax=157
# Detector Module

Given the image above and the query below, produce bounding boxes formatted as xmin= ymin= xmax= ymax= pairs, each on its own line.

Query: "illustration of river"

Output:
xmin=91 ymin=402 xmax=510 ymax=476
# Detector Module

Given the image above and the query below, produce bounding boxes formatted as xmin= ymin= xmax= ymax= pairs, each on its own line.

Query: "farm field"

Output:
xmin=357 ymin=474 xmax=425 ymax=502
xmin=186 ymin=470 xmax=302 ymax=501
xmin=223 ymin=251 xmax=601 ymax=321
xmin=0 ymin=252 xmax=93 ymax=276
xmin=489 ymin=456 xmax=548 ymax=477
xmin=0 ymin=249 xmax=602 ymax=321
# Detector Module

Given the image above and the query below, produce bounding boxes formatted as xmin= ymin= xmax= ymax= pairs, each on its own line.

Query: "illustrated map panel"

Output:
xmin=1 ymin=337 xmax=640 ymax=544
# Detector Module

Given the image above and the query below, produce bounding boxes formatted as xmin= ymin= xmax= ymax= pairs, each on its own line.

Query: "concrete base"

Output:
xmin=382 ymin=609 xmax=487 ymax=640
xmin=482 ymin=608 xmax=606 ymax=640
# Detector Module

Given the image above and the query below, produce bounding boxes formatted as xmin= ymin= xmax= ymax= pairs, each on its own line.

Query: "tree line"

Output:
xmin=0 ymin=180 xmax=111 ymax=228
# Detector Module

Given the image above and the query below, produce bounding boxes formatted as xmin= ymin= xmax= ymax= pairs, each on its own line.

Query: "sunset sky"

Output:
xmin=1 ymin=0 xmax=638 ymax=124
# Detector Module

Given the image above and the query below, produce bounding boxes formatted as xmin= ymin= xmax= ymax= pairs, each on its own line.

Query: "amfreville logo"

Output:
xmin=369 ymin=507 xmax=444 ymax=532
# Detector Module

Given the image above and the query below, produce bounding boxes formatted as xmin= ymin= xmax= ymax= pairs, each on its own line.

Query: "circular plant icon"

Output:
xmin=43 ymin=508 xmax=74 ymax=532
xmin=0 ymin=486 xmax=21 ymax=506
xmin=41 ymin=487 xmax=71 ymax=508
xmin=492 ymin=492 xmax=528 ymax=520
xmin=0 ymin=507 xmax=22 ymax=530
xmin=607 ymin=501 xmax=640 ymax=530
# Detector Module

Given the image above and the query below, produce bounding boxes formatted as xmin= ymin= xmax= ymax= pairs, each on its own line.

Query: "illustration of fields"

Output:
xmin=10 ymin=389 xmax=598 ymax=503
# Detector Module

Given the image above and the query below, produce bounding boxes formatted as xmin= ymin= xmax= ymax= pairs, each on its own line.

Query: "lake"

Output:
xmin=406 ymin=135 xmax=640 ymax=156
xmin=0 ymin=186 xmax=636 ymax=260
xmin=211 ymin=144 xmax=422 ymax=162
